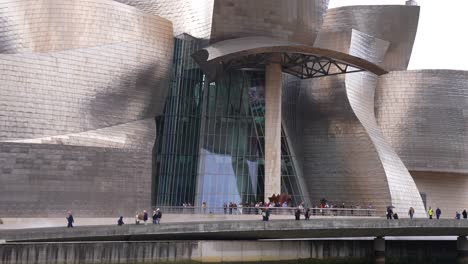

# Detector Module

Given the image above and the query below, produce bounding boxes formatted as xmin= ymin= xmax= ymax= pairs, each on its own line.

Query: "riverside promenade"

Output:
xmin=2 ymin=219 xmax=468 ymax=263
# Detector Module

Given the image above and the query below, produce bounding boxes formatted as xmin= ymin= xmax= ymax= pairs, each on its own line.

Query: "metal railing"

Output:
xmin=153 ymin=206 xmax=377 ymax=217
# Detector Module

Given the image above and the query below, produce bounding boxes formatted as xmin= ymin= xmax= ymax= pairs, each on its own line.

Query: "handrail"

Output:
xmin=149 ymin=206 xmax=377 ymax=217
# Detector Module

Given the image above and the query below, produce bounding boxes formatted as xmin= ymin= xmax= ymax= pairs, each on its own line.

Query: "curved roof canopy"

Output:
xmin=193 ymin=37 xmax=388 ymax=81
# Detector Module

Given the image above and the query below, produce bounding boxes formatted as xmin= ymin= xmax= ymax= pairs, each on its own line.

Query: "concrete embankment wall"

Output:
xmin=0 ymin=240 xmax=458 ymax=263
xmin=1 ymin=240 xmax=374 ymax=263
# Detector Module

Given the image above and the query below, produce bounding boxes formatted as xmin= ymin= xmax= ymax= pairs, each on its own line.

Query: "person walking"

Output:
xmin=155 ymin=208 xmax=162 ymax=224
xmin=66 ymin=211 xmax=74 ymax=228
xmin=436 ymin=207 xmax=442 ymax=219
xmin=305 ymin=208 xmax=311 ymax=220
xmin=223 ymin=203 xmax=228 ymax=214
xmin=386 ymin=207 xmax=393 ymax=220
xmin=456 ymin=211 xmax=461 ymax=220
xmin=427 ymin=207 xmax=433 ymax=219
xmin=143 ymin=210 xmax=148 ymax=225
xmin=408 ymin=207 xmax=415 ymax=219
xmin=295 ymin=208 xmax=301 ymax=220
xmin=152 ymin=210 xmax=158 ymax=224
xmin=202 ymin=201 xmax=207 ymax=214
xmin=463 ymin=210 xmax=467 ymax=219
xmin=117 ymin=216 xmax=124 ymax=226
xmin=135 ymin=211 xmax=140 ymax=224
xmin=262 ymin=208 xmax=270 ymax=221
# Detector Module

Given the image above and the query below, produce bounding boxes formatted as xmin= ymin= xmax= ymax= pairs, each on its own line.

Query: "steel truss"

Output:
xmin=222 ymin=52 xmax=364 ymax=79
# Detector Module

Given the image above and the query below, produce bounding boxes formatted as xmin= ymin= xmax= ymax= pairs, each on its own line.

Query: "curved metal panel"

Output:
xmin=114 ymin=0 xmax=214 ymax=39
xmin=376 ymin=70 xmax=468 ymax=174
xmin=346 ymin=72 xmax=425 ymax=217
xmin=0 ymin=42 xmax=171 ymax=140
xmin=318 ymin=5 xmax=420 ymax=71
xmin=211 ymin=0 xmax=329 ymax=45
xmin=344 ymin=29 xmax=425 ymax=217
xmin=291 ymin=28 xmax=425 ymax=216
xmin=0 ymin=0 xmax=173 ymax=53
xmin=298 ymin=74 xmax=393 ymax=212
xmin=0 ymin=0 xmax=174 ymax=216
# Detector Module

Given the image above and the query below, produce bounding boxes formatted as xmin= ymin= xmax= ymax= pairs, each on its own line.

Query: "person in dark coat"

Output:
xmin=463 ymin=210 xmax=468 ymax=219
xmin=305 ymin=208 xmax=311 ymax=220
xmin=155 ymin=208 xmax=162 ymax=224
xmin=152 ymin=210 xmax=158 ymax=224
xmin=386 ymin=207 xmax=393 ymax=220
xmin=66 ymin=211 xmax=74 ymax=228
xmin=143 ymin=210 xmax=148 ymax=225
xmin=436 ymin=208 xmax=442 ymax=219
xmin=262 ymin=208 xmax=270 ymax=221
xmin=117 ymin=216 xmax=124 ymax=226
xmin=295 ymin=209 xmax=301 ymax=220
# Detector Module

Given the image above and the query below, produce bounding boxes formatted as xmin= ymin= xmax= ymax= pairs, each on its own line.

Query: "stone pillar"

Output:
xmin=374 ymin=237 xmax=385 ymax=264
xmin=457 ymin=236 xmax=468 ymax=263
xmin=264 ymin=63 xmax=282 ymax=202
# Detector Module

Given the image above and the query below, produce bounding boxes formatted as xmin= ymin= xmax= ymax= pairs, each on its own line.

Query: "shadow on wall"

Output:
xmin=86 ymin=63 xmax=168 ymax=129
xmin=0 ymin=16 xmax=19 ymax=53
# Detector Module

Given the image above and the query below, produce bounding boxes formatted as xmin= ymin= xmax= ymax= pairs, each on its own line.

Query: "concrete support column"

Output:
xmin=264 ymin=63 xmax=282 ymax=202
xmin=457 ymin=236 xmax=468 ymax=263
xmin=374 ymin=237 xmax=385 ymax=264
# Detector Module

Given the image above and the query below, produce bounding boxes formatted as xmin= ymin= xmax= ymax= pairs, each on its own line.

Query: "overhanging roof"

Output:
xmin=192 ymin=37 xmax=388 ymax=81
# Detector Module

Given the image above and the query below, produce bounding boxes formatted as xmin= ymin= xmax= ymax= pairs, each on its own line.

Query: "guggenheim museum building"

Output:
xmin=0 ymin=0 xmax=466 ymax=218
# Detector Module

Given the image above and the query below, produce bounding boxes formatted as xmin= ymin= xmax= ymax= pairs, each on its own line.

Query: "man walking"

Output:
xmin=143 ymin=210 xmax=148 ymax=225
xmin=463 ymin=210 xmax=467 ymax=219
xmin=386 ymin=207 xmax=393 ymax=220
xmin=152 ymin=209 xmax=158 ymax=224
xmin=155 ymin=208 xmax=162 ymax=224
xmin=428 ymin=207 xmax=433 ymax=219
xmin=66 ymin=211 xmax=74 ymax=228
xmin=408 ymin=207 xmax=415 ymax=219
xmin=436 ymin=207 xmax=442 ymax=219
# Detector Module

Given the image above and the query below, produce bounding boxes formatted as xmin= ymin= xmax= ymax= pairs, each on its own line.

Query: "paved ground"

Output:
xmin=1 ymin=219 xmax=468 ymax=242
xmin=0 ymin=214 xmax=378 ymax=230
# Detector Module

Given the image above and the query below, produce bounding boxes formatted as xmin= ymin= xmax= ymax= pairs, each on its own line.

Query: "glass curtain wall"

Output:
xmin=281 ymin=128 xmax=305 ymax=206
xmin=196 ymin=70 xmax=265 ymax=207
xmin=153 ymin=36 xmax=306 ymax=207
xmin=153 ymin=35 xmax=204 ymax=206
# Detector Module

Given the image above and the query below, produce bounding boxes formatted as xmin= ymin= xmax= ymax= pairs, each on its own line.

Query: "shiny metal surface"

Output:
xmin=376 ymin=70 xmax=468 ymax=174
xmin=317 ymin=5 xmax=419 ymax=71
xmin=376 ymin=70 xmax=468 ymax=215
xmin=283 ymin=28 xmax=425 ymax=216
xmin=114 ymin=0 xmax=214 ymax=39
xmin=0 ymin=0 xmax=173 ymax=216
xmin=193 ymin=36 xmax=388 ymax=81
xmin=210 ymin=0 xmax=329 ymax=45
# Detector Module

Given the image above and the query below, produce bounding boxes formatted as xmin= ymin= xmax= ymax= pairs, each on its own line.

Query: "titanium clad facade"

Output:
xmin=114 ymin=0 xmax=214 ymax=39
xmin=376 ymin=70 xmax=468 ymax=214
xmin=298 ymin=74 xmax=392 ymax=212
xmin=211 ymin=0 xmax=329 ymax=45
xmin=0 ymin=0 xmax=173 ymax=216
xmin=318 ymin=5 xmax=419 ymax=71
xmin=0 ymin=0 xmax=466 ymax=218
xmin=376 ymin=70 xmax=468 ymax=174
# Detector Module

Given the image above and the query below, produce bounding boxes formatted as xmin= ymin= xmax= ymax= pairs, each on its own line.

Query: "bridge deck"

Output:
xmin=2 ymin=219 xmax=468 ymax=242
